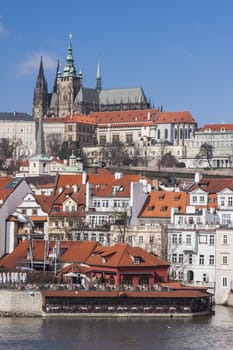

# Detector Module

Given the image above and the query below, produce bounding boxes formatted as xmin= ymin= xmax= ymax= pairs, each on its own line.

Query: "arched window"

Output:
xmin=184 ymin=128 xmax=188 ymax=139
xmin=187 ymin=270 xmax=194 ymax=282
xmin=164 ymin=128 xmax=168 ymax=139
xmin=157 ymin=129 xmax=160 ymax=139
xmin=180 ymin=128 xmax=183 ymax=139
xmin=175 ymin=129 xmax=178 ymax=139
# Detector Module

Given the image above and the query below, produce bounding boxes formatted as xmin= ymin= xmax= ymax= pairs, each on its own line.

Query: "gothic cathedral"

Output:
xmin=32 ymin=36 xmax=150 ymax=119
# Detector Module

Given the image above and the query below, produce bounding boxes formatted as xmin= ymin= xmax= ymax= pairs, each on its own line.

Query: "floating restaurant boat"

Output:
xmin=42 ymin=288 xmax=213 ymax=317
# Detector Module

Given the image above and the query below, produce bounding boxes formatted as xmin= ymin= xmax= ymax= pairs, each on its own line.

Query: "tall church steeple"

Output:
xmin=32 ymin=57 xmax=48 ymax=119
xmin=29 ymin=113 xmax=50 ymax=176
xmin=63 ymin=34 xmax=77 ymax=77
xmin=96 ymin=61 xmax=102 ymax=92
xmin=36 ymin=113 xmax=46 ymax=156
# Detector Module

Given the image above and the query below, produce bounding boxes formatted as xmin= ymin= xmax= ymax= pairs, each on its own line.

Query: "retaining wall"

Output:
xmin=0 ymin=290 xmax=42 ymax=316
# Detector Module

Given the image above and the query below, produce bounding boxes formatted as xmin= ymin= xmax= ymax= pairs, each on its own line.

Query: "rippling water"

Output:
xmin=0 ymin=306 xmax=232 ymax=350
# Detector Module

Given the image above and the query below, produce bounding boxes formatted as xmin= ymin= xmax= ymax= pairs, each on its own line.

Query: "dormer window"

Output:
xmin=147 ymin=205 xmax=155 ymax=211
xmin=102 ymin=257 xmax=106 ymax=263
xmin=134 ymin=257 xmax=141 ymax=264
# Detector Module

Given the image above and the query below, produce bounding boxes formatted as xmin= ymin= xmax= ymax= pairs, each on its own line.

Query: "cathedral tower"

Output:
xmin=32 ymin=57 xmax=48 ymax=118
xmin=48 ymin=34 xmax=82 ymax=118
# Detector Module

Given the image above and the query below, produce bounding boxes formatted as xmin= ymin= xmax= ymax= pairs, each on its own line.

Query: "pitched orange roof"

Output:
xmin=91 ymin=109 xmax=158 ymax=127
xmin=199 ymin=123 xmax=233 ymax=132
xmin=35 ymin=195 xmax=54 ymax=213
xmin=59 ymin=241 xmax=100 ymax=263
xmin=0 ymin=177 xmax=17 ymax=206
xmin=86 ymin=243 xmax=169 ymax=268
xmin=139 ymin=191 xmax=188 ymax=218
xmin=155 ymin=111 xmax=196 ymax=124
xmin=65 ymin=114 xmax=96 ymax=125
xmin=189 ymin=176 xmax=233 ymax=194
xmin=94 ymin=176 xmax=131 ymax=197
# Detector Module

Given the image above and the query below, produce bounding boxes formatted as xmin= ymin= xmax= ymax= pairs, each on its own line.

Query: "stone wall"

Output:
xmin=0 ymin=290 xmax=42 ymax=316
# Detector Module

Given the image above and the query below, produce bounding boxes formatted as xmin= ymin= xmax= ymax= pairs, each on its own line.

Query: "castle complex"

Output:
xmin=32 ymin=36 xmax=150 ymax=119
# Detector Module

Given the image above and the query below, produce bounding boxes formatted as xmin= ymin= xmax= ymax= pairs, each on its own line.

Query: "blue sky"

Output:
xmin=1 ymin=0 xmax=233 ymax=127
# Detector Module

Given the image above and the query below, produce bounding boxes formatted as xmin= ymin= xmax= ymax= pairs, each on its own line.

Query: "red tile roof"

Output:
xmin=91 ymin=109 xmax=158 ymax=127
xmin=0 ymin=177 xmax=16 ymax=206
xmin=59 ymin=241 xmax=100 ymax=263
xmin=155 ymin=111 xmax=196 ymax=124
xmin=139 ymin=191 xmax=188 ymax=218
xmin=35 ymin=195 xmax=54 ymax=213
xmin=86 ymin=243 xmax=169 ymax=268
xmin=65 ymin=114 xmax=96 ymax=125
xmin=199 ymin=123 xmax=233 ymax=132
xmin=190 ymin=176 xmax=233 ymax=194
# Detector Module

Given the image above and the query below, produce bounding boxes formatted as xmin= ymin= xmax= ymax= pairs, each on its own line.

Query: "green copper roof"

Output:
xmin=63 ymin=34 xmax=77 ymax=77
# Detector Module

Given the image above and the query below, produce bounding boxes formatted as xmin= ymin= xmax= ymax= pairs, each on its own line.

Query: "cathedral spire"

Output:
xmin=36 ymin=113 xmax=46 ymax=156
xmin=96 ymin=60 xmax=102 ymax=92
xmin=63 ymin=34 xmax=76 ymax=77
xmin=38 ymin=56 xmax=44 ymax=78
xmin=32 ymin=57 xmax=48 ymax=119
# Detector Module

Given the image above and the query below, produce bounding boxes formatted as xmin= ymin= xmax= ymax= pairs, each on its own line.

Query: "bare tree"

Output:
xmin=46 ymin=133 xmax=63 ymax=157
xmin=196 ymin=143 xmax=214 ymax=168
xmin=0 ymin=138 xmax=13 ymax=160
xmin=157 ymin=151 xmax=178 ymax=168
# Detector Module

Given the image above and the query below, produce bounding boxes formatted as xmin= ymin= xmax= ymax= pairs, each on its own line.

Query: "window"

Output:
xmin=192 ymin=196 xmax=197 ymax=203
xmin=172 ymin=254 xmax=177 ymax=263
xmin=189 ymin=254 xmax=193 ymax=264
xmin=178 ymin=234 xmax=182 ymax=244
xmin=157 ymin=129 xmax=160 ymax=139
xmin=228 ymin=196 xmax=233 ymax=206
xmin=99 ymin=233 xmax=104 ymax=243
xmin=222 ymin=277 xmax=228 ymax=287
xmin=199 ymin=255 xmax=205 ymax=265
xmin=93 ymin=200 xmax=100 ymax=208
xmin=203 ymin=273 xmax=208 ymax=282
xmin=199 ymin=235 xmax=207 ymax=244
xmin=178 ymin=271 xmax=184 ymax=280
xmin=112 ymin=134 xmax=119 ymax=143
xmin=32 ymin=209 xmax=37 ymax=215
xmin=220 ymin=196 xmax=225 ymax=206
xmin=209 ymin=255 xmax=214 ymax=265
xmin=84 ymin=233 xmax=88 ymax=240
xmin=139 ymin=236 xmax=143 ymax=244
xmin=127 ymin=235 xmax=132 ymax=244
xmin=222 ymin=255 xmax=228 ymax=265
xmin=171 ymin=271 xmax=176 ymax=279
xmin=164 ymin=129 xmax=168 ymax=139
xmin=102 ymin=200 xmax=109 ymax=208
xmin=222 ymin=214 xmax=231 ymax=225
xmin=172 ymin=234 xmax=177 ymax=244
xmin=186 ymin=234 xmax=191 ymax=245
xmin=178 ymin=254 xmax=183 ymax=264
xmin=200 ymin=195 xmax=205 ymax=203
xmin=209 ymin=235 xmax=215 ymax=245
xmin=126 ymin=134 xmax=133 ymax=144
xmin=100 ymin=135 xmax=106 ymax=144
xmin=134 ymin=257 xmax=140 ymax=264
xmin=223 ymin=234 xmax=228 ymax=245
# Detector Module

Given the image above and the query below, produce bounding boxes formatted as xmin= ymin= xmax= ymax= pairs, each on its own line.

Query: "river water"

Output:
xmin=0 ymin=305 xmax=232 ymax=350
